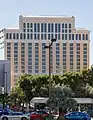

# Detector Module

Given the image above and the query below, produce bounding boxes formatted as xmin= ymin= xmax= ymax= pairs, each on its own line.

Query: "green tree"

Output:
xmin=32 ymin=75 xmax=49 ymax=97
xmin=18 ymin=74 xmax=34 ymax=106
xmin=47 ymin=85 xmax=77 ymax=116
xmin=9 ymin=86 xmax=24 ymax=106
xmin=17 ymin=74 xmax=49 ymax=106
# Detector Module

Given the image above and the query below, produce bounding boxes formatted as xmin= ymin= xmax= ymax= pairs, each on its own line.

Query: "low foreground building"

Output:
xmin=0 ymin=60 xmax=11 ymax=93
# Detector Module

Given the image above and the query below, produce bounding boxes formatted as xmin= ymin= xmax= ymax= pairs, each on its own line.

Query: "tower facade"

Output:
xmin=4 ymin=15 xmax=90 ymax=88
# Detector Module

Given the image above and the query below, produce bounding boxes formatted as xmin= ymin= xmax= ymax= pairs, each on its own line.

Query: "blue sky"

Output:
xmin=0 ymin=0 xmax=93 ymax=65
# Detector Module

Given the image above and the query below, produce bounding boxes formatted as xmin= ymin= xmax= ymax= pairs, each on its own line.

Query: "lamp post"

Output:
xmin=44 ymin=39 xmax=56 ymax=118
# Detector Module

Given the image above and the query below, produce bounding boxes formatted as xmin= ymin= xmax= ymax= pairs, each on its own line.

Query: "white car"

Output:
xmin=1 ymin=113 xmax=30 ymax=120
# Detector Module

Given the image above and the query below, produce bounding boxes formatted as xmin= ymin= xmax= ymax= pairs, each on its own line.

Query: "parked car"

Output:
xmin=0 ymin=108 xmax=30 ymax=120
xmin=64 ymin=112 xmax=91 ymax=120
xmin=0 ymin=108 xmax=24 ymax=116
xmin=30 ymin=110 xmax=49 ymax=120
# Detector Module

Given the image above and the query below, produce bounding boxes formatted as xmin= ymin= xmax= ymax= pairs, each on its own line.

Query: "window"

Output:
xmin=62 ymin=30 xmax=64 ymax=33
xmin=37 ymin=34 xmax=40 ymax=39
xmin=58 ymin=34 xmax=60 ymax=40
xmin=82 ymin=34 xmax=85 ymax=40
xmin=70 ymin=43 xmax=73 ymax=46
xmin=55 ymin=23 xmax=57 ymax=33
xmin=28 ymin=66 xmax=32 ymax=69
xmin=16 ymin=33 xmax=19 ymax=39
xmin=28 ymin=70 xmax=32 ymax=73
xmin=7 ymin=42 xmax=11 ymax=46
xmin=34 ymin=34 xmax=36 ymax=40
xmin=27 ymin=34 xmax=29 ymax=39
xmin=27 ymin=29 xmax=29 ymax=32
xmin=6 ymin=33 xmax=8 ymax=39
xmin=69 ymin=34 xmax=71 ymax=40
xmin=76 ymin=43 xmax=80 ymax=47
xmin=48 ymin=23 xmax=50 ymax=32
xmin=51 ymin=23 xmax=54 ymax=32
xmin=30 ymin=23 xmax=33 ymax=28
xmin=23 ymin=23 xmax=26 ymax=28
xmin=51 ymin=34 xmax=53 ymax=39
xmin=65 ymin=23 xmax=67 ymax=28
xmin=65 ymin=29 xmax=67 ymax=33
xmin=72 ymin=34 xmax=74 ymax=40
xmin=77 ymin=55 xmax=80 ymax=58
xmin=55 ymin=34 xmax=57 ymax=40
xmin=83 ymin=51 xmax=87 ymax=54
xmin=27 ymin=23 xmax=29 ymax=28
xmin=41 ymin=34 xmax=43 ymax=40
xmin=70 ymin=47 xmax=73 ymax=51
xmin=65 ymin=34 xmax=67 ymax=40
xmin=35 ymin=69 xmax=39 ymax=73
xmin=63 ymin=51 xmax=66 ymax=54
xmin=7 ymin=54 xmax=11 ymax=57
xmin=14 ymin=43 xmax=18 ymax=46
xmin=69 ymin=23 xmax=71 ymax=28
xmin=48 ymin=34 xmax=50 ymax=40
xmin=69 ymin=29 xmax=71 ymax=33
xmin=44 ymin=34 xmax=47 ymax=40
xmin=83 ymin=43 xmax=87 ymax=47
xmin=84 ymin=55 xmax=87 ymax=58
xmin=62 ymin=34 xmax=64 ymax=40
xmin=44 ymin=23 xmax=47 ymax=32
xmin=30 ymin=29 xmax=33 ymax=32
xmin=35 ymin=43 xmax=38 ymax=47
xmin=42 ymin=69 xmax=46 ymax=73
xmin=34 ymin=23 xmax=36 ymax=32
xmin=37 ymin=23 xmax=40 ymax=32
xmin=86 ymin=34 xmax=88 ymax=40
xmin=70 ymin=51 xmax=73 ymax=54
xmin=41 ymin=23 xmax=43 ymax=32
xmin=23 ymin=29 xmax=26 ymax=32
xmin=62 ymin=23 xmax=64 ymax=28
xmin=63 ymin=43 xmax=66 ymax=47
xmin=23 ymin=33 xmax=26 ymax=39
xmin=20 ymin=33 xmax=22 ymax=39
xmin=76 ymin=34 xmax=78 ymax=40
xmin=30 ymin=34 xmax=33 ymax=40
xmin=9 ymin=33 xmax=12 ymax=39
xmin=79 ymin=34 xmax=81 ymax=40
xmin=58 ymin=23 xmax=60 ymax=33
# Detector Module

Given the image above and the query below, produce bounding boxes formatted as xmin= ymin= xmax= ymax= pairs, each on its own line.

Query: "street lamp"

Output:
xmin=44 ymin=38 xmax=56 ymax=98
xmin=44 ymin=38 xmax=56 ymax=117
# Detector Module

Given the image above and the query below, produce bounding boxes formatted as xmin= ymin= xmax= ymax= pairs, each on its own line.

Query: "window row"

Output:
xmin=23 ymin=23 xmax=72 ymax=33
xmin=6 ymin=33 xmax=89 ymax=40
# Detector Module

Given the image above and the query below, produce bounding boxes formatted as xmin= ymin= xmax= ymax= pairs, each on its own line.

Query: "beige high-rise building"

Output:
xmin=4 ymin=15 xmax=90 ymax=88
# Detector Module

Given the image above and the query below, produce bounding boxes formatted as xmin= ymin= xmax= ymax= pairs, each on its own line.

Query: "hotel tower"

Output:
xmin=4 ymin=15 xmax=90 ymax=88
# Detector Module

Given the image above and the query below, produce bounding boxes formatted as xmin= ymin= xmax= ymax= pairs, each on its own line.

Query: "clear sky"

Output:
xmin=0 ymin=0 xmax=93 ymax=65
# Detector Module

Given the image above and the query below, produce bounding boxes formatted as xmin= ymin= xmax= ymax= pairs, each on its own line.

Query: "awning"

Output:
xmin=31 ymin=97 xmax=93 ymax=104
xmin=31 ymin=97 xmax=49 ymax=103
xmin=74 ymin=98 xmax=93 ymax=104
